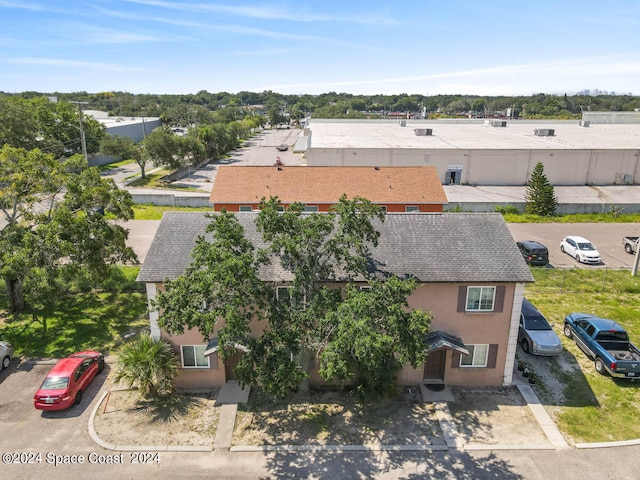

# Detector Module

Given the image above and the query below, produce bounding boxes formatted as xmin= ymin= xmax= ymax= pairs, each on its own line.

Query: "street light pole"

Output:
xmin=70 ymin=101 xmax=88 ymax=161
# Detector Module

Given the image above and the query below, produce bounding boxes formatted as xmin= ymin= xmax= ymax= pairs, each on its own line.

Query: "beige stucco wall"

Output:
xmin=148 ymin=281 xmax=519 ymax=389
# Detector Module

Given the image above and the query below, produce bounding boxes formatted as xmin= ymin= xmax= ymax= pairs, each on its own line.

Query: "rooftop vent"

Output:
xmin=485 ymin=120 xmax=507 ymax=127
xmin=414 ymin=128 xmax=433 ymax=136
xmin=399 ymin=120 xmax=407 ymax=127
xmin=579 ymin=120 xmax=590 ymax=127
xmin=534 ymin=128 xmax=555 ymax=136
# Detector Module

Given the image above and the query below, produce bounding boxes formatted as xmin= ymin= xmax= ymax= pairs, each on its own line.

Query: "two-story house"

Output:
xmin=137 ymin=211 xmax=533 ymax=390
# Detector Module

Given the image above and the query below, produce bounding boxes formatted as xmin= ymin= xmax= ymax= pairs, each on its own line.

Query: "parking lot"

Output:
xmin=507 ymin=222 xmax=640 ymax=269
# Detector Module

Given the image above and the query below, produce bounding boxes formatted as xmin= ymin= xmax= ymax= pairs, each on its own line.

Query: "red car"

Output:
xmin=34 ymin=351 xmax=104 ymax=411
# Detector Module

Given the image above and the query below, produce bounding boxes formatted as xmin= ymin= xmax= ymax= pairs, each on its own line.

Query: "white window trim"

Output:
xmin=239 ymin=205 xmax=252 ymax=212
xmin=359 ymin=285 xmax=372 ymax=291
xmin=460 ymin=344 xmax=489 ymax=368
xmin=303 ymin=205 xmax=319 ymax=212
xmin=405 ymin=205 xmax=419 ymax=212
xmin=181 ymin=345 xmax=210 ymax=369
xmin=379 ymin=206 xmax=387 ymax=213
xmin=465 ymin=286 xmax=496 ymax=312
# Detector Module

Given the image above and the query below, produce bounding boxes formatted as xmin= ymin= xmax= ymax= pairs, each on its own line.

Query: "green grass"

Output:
xmin=526 ymin=268 xmax=640 ymax=443
xmin=97 ymin=159 xmax=136 ymax=172
xmin=503 ymin=212 xmax=640 ymax=223
xmin=133 ymin=204 xmax=213 ymax=220
xmin=0 ymin=266 xmax=148 ymax=358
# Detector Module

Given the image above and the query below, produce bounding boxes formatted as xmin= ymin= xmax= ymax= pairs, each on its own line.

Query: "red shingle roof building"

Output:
xmin=209 ymin=166 xmax=448 ymax=212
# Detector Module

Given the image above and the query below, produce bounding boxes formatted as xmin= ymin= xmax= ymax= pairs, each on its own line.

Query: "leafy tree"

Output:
xmin=524 ymin=162 xmax=558 ymax=216
xmin=0 ymin=146 xmax=136 ymax=312
xmin=318 ymin=277 xmax=431 ymax=401
xmin=141 ymin=127 xmax=182 ymax=169
xmin=156 ymin=196 xmax=430 ymax=399
xmin=113 ymin=333 xmax=179 ymax=398
xmin=100 ymin=135 xmax=149 ymax=178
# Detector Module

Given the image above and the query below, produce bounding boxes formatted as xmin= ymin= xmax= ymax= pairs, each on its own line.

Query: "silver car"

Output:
xmin=518 ymin=299 xmax=563 ymax=356
xmin=1 ymin=340 xmax=14 ymax=370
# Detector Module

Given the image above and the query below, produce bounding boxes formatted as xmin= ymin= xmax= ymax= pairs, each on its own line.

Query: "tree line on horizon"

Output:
xmin=2 ymin=90 xmax=639 ymax=124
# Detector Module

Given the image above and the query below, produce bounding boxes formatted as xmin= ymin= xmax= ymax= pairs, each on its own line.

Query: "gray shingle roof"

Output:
xmin=136 ymin=212 xmax=534 ymax=284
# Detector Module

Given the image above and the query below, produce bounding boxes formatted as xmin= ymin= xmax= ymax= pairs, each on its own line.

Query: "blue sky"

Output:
xmin=1 ymin=0 xmax=639 ymax=96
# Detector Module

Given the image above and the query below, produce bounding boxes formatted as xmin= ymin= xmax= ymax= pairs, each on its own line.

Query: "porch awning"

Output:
xmin=424 ymin=331 xmax=469 ymax=356
xmin=204 ymin=337 xmax=249 ymax=356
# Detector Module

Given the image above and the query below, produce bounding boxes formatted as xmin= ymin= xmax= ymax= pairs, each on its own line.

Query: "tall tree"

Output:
xmin=155 ymin=196 xmax=431 ymax=399
xmin=100 ymin=135 xmax=149 ymax=178
xmin=524 ymin=162 xmax=558 ymax=216
xmin=0 ymin=146 xmax=137 ymax=312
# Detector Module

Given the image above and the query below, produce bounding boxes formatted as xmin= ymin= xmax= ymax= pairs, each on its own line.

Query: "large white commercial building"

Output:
xmin=301 ymin=116 xmax=640 ymax=186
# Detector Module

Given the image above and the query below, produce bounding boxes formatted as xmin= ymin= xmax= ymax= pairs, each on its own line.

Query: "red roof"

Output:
xmin=209 ymin=166 xmax=448 ymax=205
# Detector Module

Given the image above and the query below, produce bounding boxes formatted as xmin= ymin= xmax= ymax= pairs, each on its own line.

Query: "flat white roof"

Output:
xmin=308 ymin=120 xmax=640 ymax=150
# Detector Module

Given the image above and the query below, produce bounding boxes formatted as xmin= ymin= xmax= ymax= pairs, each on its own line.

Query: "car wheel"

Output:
xmin=563 ymin=324 xmax=573 ymax=338
xmin=575 ymin=254 xmax=581 ymax=263
xmin=74 ymin=390 xmax=83 ymax=406
xmin=521 ymin=339 xmax=530 ymax=354
xmin=625 ymin=244 xmax=633 ymax=254
xmin=98 ymin=356 xmax=105 ymax=373
xmin=560 ymin=245 xmax=565 ymax=253
xmin=1 ymin=356 xmax=9 ymax=370
xmin=594 ymin=358 xmax=608 ymax=376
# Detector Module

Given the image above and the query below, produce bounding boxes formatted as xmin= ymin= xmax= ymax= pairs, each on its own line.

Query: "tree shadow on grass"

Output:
xmin=136 ymin=393 xmax=203 ymax=424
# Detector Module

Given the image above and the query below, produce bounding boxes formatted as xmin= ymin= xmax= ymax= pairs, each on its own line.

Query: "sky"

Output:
xmin=1 ymin=0 xmax=639 ymax=96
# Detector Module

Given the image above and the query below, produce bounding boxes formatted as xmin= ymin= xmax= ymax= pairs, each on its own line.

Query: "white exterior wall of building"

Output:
xmin=306 ymin=147 xmax=640 ymax=186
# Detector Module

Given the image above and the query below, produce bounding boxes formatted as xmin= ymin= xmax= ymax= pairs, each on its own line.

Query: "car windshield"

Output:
xmin=525 ymin=316 xmax=551 ymax=331
xmin=41 ymin=377 xmax=69 ymax=390
xmin=577 ymin=242 xmax=595 ymax=251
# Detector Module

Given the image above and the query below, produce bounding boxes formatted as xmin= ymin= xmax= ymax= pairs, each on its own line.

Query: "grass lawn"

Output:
xmin=526 ymin=268 xmax=640 ymax=443
xmin=132 ymin=204 xmax=213 ymax=220
xmin=0 ymin=267 xmax=148 ymax=358
xmin=503 ymin=212 xmax=640 ymax=223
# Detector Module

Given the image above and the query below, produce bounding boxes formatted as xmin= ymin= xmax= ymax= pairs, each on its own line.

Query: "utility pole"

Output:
xmin=70 ymin=101 xmax=88 ymax=161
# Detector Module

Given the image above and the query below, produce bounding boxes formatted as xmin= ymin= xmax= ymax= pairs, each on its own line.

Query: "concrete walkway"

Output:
xmin=213 ymin=382 xmax=251 ymax=450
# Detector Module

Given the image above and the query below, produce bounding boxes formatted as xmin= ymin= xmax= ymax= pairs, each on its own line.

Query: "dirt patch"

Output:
xmin=448 ymin=386 xmax=550 ymax=447
xmin=233 ymin=386 xmax=445 ymax=446
xmin=93 ymin=388 xmax=220 ymax=447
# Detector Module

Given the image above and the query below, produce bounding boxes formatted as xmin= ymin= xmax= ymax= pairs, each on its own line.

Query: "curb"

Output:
xmin=86 ymin=386 xmax=640 ymax=453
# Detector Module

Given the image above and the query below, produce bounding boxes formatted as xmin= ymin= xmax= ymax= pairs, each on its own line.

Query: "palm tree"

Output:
xmin=113 ymin=333 xmax=178 ymax=398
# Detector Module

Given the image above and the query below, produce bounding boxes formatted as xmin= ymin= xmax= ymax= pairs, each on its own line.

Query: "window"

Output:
xmin=379 ymin=206 xmax=387 ymax=213
xmin=181 ymin=345 xmax=209 ymax=368
xmin=303 ymin=205 xmax=318 ymax=212
xmin=277 ymin=286 xmax=306 ymax=310
xmin=239 ymin=205 xmax=252 ymax=212
xmin=405 ymin=206 xmax=419 ymax=212
xmin=359 ymin=285 xmax=372 ymax=292
xmin=466 ymin=286 xmax=496 ymax=311
xmin=460 ymin=344 xmax=489 ymax=367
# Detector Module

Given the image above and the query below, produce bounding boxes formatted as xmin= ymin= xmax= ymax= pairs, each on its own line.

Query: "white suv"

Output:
xmin=560 ymin=236 xmax=601 ymax=264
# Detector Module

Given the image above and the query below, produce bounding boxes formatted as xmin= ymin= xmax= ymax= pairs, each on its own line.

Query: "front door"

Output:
xmin=423 ymin=349 xmax=446 ymax=382
xmin=224 ymin=350 xmax=243 ymax=381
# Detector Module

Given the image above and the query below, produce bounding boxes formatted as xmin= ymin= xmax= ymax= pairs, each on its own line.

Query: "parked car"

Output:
xmin=623 ymin=236 xmax=639 ymax=254
xmin=1 ymin=340 xmax=14 ymax=370
xmin=564 ymin=313 xmax=640 ymax=377
xmin=517 ymin=240 xmax=549 ymax=266
xmin=276 ymin=144 xmax=288 ymax=151
xmin=518 ymin=299 xmax=563 ymax=355
xmin=560 ymin=236 xmax=601 ymax=264
xmin=34 ymin=351 xmax=104 ymax=410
